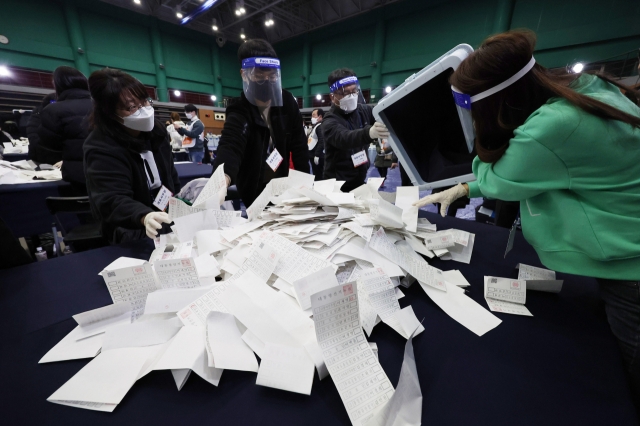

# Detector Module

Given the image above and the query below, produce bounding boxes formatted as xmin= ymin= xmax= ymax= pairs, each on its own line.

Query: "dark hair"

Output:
xmin=53 ymin=66 xmax=88 ymax=96
xmin=314 ymin=109 xmax=325 ymax=117
xmin=170 ymin=112 xmax=181 ymax=122
xmin=328 ymin=68 xmax=356 ymax=87
xmin=237 ymin=39 xmax=278 ymax=63
xmin=450 ymin=29 xmax=640 ymax=163
xmin=184 ymin=104 xmax=197 ymax=113
xmin=40 ymin=92 xmax=57 ymax=109
xmin=88 ymin=68 xmax=155 ymax=150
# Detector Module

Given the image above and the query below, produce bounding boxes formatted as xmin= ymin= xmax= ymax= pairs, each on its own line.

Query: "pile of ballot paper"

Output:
xmin=0 ymin=159 xmax=61 ymax=184
xmin=40 ymin=166 xmax=561 ymax=425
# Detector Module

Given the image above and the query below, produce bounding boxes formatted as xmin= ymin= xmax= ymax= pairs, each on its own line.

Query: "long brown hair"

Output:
xmin=450 ymin=30 xmax=640 ymax=163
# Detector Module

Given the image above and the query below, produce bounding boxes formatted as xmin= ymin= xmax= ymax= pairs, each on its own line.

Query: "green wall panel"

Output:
xmin=80 ymin=11 xmax=155 ymax=66
xmin=161 ymin=33 xmax=212 ymax=77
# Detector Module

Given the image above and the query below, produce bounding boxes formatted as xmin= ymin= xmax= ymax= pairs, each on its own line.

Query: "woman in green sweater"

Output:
xmin=415 ymin=30 xmax=640 ymax=404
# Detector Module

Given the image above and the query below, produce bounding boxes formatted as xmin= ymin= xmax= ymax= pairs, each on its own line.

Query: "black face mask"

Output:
xmin=248 ymin=80 xmax=274 ymax=102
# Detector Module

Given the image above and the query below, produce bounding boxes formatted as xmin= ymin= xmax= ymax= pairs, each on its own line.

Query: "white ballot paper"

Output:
xmin=171 ymin=210 xmax=219 ymax=243
xmin=144 ymin=286 xmax=212 ymax=314
xmin=419 ymin=280 xmax=502 ymax=337
xmin=311 ymin=284 xmax=394 ymax=426
xmin=72 ymin=302 xmax=132 ymax=340
xmin=293 ymin=266 xmax=340 ymax=310
xmin=99 ymin=257 xmax=146 ymax=276
xmin=168 ymin=197 xmax=205 ymax=221
xmin=365 ymin=327 xmax=422 ymax=426
xmin=358 ymin=268 xmax=405 ymax=337
xmin=102 ymin=262 xmax=158 ymax=320
xmin=441 ymin=233 xmax=475 ymax=264
xmin=154 ymin=326 xmax=224 ymax=387
xmin=369 ymin=228 xmax=446 ymax=292
xmin=206 ymin=311 xmax=258 ymax=372
xmin=422 ymin=231 xmax=455 ymax=251
xmin=154 ymin=258 xmax=201 ymax=289
xmin=484 ymin=276 xmax=533 ymax=316
xmin=192 ymin=163 xmax=227 ymax=208
xmin=47 ymin=345 xmax=162 ymax=412
xmin=441 ymin=270 xmax=470 ymax=287
xmin=517 ymin=263 xmax=563 ymax=293
xmin=39 ymin=326 xmax=103 ymax=364
xmin=369 ymin=199 xmax=404 ymax=229
xmin=246 ymin=182 xmax=273 ymax=222
xmin=256 ymin=342 xmax=315 ymax=395
xmin=395 ymin=187 xmax=419 ymax=233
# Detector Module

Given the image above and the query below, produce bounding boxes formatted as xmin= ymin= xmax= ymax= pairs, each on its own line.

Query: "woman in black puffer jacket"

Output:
xmin=36 ymin=66 xmax=92 ymax=192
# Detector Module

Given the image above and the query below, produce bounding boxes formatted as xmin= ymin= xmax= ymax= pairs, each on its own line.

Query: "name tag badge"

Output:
xmin=266 ymin=148 xmax=284 ymax=172
xmin=351 ymin=150 xmax=368 ymax=168
xmin=153 ymin=185 xmax=173 ymax=211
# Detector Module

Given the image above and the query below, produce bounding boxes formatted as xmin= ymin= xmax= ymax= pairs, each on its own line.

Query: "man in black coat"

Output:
xmin=308 ymin=108 xmax=325 ymax=179
xmin=210 ymin=39 xmax=308 ymax=207
xmin=322 ymin=68 xmax=389 ymax=192
xmin=36 ymin=67 xmax=92 ymax=192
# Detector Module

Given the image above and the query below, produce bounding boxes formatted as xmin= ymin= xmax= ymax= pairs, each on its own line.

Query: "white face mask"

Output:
xmin=311 ymin=117 xmax=318 ymax=125
xmin=121 ymin=106 xmax=155 ymax=132
xmin=337 ymin=93 xmax=358 ymax=113
xmin=186 ymin=112 xmax=193 ymax=119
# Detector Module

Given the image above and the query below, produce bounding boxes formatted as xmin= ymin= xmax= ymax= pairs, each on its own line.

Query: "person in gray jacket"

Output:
xmin=176 ymin=103 xmax=205 ymax=163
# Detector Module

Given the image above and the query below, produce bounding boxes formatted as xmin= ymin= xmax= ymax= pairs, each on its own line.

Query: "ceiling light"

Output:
xmin=385 ymin=86 xmax=392 ymax=94
xmin=240 ymin=28 xmax=246 ymax=39
xmin=316 ymin=94 xmax=322 ymax=100
xmin=265 ymin=12 xmax=274 ymax=26
xmin=0 ymin=65 xmax=10 ymax=77
xmin=176 ymin=6 xmax=183 ymax=19
xmin=211 ymin=95 xmax=217 ymax=101
xmin=133 ymin=0 xmax=141 ymax=4
xmin=174 ymin=90 xmax=181 ymax=96
xmin=571 ymin=62 xmax=584 ymax=73
xmin=212 ymin=18 xmax=218 ymax=31
xmin=236 ymin=1 xmax=245 ymax=15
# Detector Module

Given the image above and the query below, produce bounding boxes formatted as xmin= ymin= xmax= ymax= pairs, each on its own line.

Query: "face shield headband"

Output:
xmin=241 ymin=57 xmax=283 ymax=107
xmin=329 ymin=76 xmax=359 ymax=94
xmin=451 ymin=56 xmax=536 ymax=110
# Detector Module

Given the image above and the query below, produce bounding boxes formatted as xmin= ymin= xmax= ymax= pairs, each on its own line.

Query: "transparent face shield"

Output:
xmin=241 ymin=57 xmax=283 ymax=107
xmin=330 ymin=76 xmax=362 ymax=112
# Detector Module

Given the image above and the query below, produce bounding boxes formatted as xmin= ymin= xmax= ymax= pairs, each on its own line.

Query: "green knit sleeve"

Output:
xmin=471 ymin=128 xmax=570 ymax=201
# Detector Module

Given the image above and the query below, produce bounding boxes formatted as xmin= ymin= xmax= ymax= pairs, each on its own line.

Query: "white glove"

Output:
xmin=314 ymin=156 xmax=319 ymax=165
xmin=413 ymin=183 xmax=468 ymax=217
xmin=53 ymin=161 xmax=63 ymax=169
xmin=369 ymin=122 xmax=390 ymax=140
xmin=143 ymin=212 xmax=170 ymax=239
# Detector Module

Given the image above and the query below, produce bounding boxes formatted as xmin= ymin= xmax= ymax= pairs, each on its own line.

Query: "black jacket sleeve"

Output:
xmin=287 ymin=94 xmax=309 ymax=172
xmin=211 ymin=111 xmax=251 ymax=185
xmin=314 ymin=124 xmax=325 ymax=157
xmin=322 ymin=110 xmax=373 ymax=151
xmin=85 ymin=147 xmax=153 ymax=230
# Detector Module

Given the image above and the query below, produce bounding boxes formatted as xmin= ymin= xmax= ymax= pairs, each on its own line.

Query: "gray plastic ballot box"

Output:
xmin=373 ymin=44 xmax=477 ymax=190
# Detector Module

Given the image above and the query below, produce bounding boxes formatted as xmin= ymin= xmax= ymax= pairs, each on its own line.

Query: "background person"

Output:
xmin=414 ymin=30 xmax=640 ymax=407
xmin=166 ymin=111 xmax=185 ymax=150
xmin=180 ymin=39 xmax=308 ymax=207
xmin=36 ymin=66 xmax=92 ymax=191
xmin=175 ymin=104 xmax=205 ymax=163
xmin=84 ymin=68 xmax=181 ymax=244
xmin=322 ymin=68 xmax=389 ymax=192
xmin=374 ymin=138 xmax=397 ymax=188
xmin=26 ymin=92 xmax=56 ymax=162
xmin=308 ymin=108 xmax=325 ymax=178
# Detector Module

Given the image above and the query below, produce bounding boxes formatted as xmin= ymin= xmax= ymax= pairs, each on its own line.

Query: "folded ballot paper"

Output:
xmin=484 ymin=276 xmax=533 ymax=316
xmin=43 ymin=168 xmax=505 ymax=421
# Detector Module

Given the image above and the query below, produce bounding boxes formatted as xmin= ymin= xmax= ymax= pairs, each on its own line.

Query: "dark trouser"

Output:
xmin=598 ymin=278 xmax=640 ymax=412
xmin=309 ymin=152 xmax=323 ymax=180
xmin=376 ymin=166 xmax=388 ymax=179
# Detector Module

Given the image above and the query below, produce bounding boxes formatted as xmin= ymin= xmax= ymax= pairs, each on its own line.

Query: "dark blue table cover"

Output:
xmin=3 ymin=152 xmax=29 ymax=162
xmin=0 ymin=212 xmax=637 ymax=426
xmin=0 ymin=162 xmax=212 ymax=238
